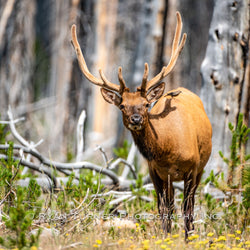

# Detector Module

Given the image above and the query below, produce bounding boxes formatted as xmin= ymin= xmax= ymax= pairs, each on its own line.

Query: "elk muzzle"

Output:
xmin=128 ymin=114 xmax=143 ymax=131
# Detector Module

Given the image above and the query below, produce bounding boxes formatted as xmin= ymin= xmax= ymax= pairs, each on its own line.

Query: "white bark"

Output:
xmin=200 ymin=0 xmax=249 ymax=178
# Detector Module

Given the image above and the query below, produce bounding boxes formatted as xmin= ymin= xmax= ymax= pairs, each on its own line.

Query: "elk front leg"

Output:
xmin=149 ymin=168 xmax=174 ymax=233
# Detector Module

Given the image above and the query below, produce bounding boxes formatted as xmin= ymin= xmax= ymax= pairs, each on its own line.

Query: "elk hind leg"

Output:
xmin=183 ymin=171 xmax=203 ymax=240
xmin=183 ymin=171 xmax=197 ymax=240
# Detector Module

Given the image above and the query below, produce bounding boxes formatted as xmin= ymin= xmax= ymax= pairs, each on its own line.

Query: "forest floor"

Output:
xmin=36 ymin=211 xmax=250 ymax=250
xmin=0 ymin=181 xmax=249 ymax=250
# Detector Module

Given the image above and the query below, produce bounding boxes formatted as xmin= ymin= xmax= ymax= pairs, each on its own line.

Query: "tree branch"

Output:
xmin=0 ymin=144 xmax=119 ymax=186
xmin=7 ymin=106 xmax=44 ymax=151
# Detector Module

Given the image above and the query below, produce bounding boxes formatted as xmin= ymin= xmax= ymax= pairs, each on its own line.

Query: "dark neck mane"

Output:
xmin=131 ymin=125 xmax=156 ymax=161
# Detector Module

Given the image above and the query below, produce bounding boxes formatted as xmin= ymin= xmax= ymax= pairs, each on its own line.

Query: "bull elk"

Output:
xmin=71 ymin=12 xmax=212 ymax=239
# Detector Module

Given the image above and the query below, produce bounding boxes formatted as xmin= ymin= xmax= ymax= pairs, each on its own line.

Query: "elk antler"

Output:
xmin=140 ymin=12 xmax=187 ymax=95
xmin=118 ymin=67 xmax=128 ymax=93
xmin=71 ymin=24 xmax=128 ymax=94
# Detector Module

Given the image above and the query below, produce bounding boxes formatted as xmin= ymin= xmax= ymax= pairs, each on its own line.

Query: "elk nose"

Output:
xmin=130 ymin=114 xmax=142 ymax=124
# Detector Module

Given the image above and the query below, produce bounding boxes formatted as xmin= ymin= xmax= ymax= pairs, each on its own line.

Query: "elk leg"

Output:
xmin=183 ymin=171 xmax=197 ymax=240
xmin=160 ymin=178 xmax=174 ymax=233
xmin=189 ymin=172 xmax=203 ymax=227
xmin=149 ymin=168 xmax=174 ymax=233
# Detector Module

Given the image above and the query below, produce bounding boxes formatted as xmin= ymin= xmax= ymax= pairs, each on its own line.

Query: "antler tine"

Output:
xmin=139 ymin=63 xmax=149 ymax=96
xmin=118 ymin=67 xmax=129 ymax=94
xmin=173 ymin=12 xmax=183 ymax=52
xmin=71 ymin=24 xmax=120 ymax=92
xmin=145 ymin=12 xmax=187 ymax=93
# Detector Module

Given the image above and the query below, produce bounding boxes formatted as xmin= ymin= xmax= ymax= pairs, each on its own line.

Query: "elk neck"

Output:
xmin=130 ymin=118 xmax=159 ymax=161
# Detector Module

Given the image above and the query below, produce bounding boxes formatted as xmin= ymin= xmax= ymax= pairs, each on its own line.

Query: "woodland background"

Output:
xmin=0 ymin=0 xmax=249 ymax=178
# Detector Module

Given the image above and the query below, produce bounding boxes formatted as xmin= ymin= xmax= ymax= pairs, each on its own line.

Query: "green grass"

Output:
xmin=1 ymin=182 xmax=249 ymax=250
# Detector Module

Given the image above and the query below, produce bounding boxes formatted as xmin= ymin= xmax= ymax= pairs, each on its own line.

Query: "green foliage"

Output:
xmin=243 ymin=166 xmax=250 ymax=210
xmin=0 ymin=142 xmax=21 ymax=209
xmin=0 ymin=116 xmax=9 ymax=144
xmin=204 ymin=170 xmax=227 ymax=192
xmin=127 ymin=174 xmax=155 ymax=213
xmin=205 ymin=113 xmax=250 ymax=233
xmin=204 ymin=193 xmax=217 ymax=213
xmin=0 ymin=180 xmax=43 ymax=249
xmin=0 ymin=129 xmax=43 ymax=249
xmin=218 ymin=114 xmax=250 ymax=213
xmin=84 ymin=171 xmax=102 ymax=194
xmin=0 ymin=142 xmax=20 ymax=183
xmin=219 ymin=113 xmax=250 ymax=187
xmin=130 ymin=174 xmax=148 ymax=197
xmin=113 ymin=140 xmax=130 ymax=159
xmin=243 ymin=165 xmax=250 ymax=186
xmin=57 ymin=171 xmax=104 ymax=213
xmin=204 ymin=170 xmax=216 ymax=184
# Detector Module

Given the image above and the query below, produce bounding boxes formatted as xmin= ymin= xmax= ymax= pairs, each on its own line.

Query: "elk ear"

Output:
xmin=146 ymin=82 xmax=165 ymax=103
xmin=100 ymin=88 xmax=121 ymax=106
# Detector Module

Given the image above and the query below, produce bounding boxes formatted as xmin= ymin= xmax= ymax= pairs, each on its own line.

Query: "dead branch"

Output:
xmin=93 ymin=185 xmax=154 ymax=206
xmin=0 ymin=144 xmax=119 ymax=186
xmin=76 ymin=110 xmax=86 ymax=162
xmin=95 ymin=145 xmax=109 ymax=167
xmin=0 ymin=143 xmax=184 ymax=193
xmin=121 ymin=142 xmax=137 ymax=179
xmin=0 ymin=117 xmax=25 ymax=124
xmin=108 ymin=158 xmax=137 ymax=179
xmin=7 ymin=106 xmax=44 ymax=151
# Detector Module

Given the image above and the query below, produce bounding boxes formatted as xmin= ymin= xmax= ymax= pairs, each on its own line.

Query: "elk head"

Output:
xmin=71 ymin=12 xmax=186 ymax=132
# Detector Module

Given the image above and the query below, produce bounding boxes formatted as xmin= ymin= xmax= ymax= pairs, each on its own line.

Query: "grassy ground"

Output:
xmin=0 ymin=181 xmax=249 ymax=249
xmin=0 ymin=169 xmax=249 ymax=249
xmin=11 ymin=186 xmax=250 ymax=250
xmin=36 ymin=213 xmax=250 ymax=249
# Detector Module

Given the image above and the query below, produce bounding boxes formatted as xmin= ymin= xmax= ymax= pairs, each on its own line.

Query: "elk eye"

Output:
xmin=145 ymin=103 xmax=150 ymax=108
xmin=119 ymin=104 xmax=125 ymax=110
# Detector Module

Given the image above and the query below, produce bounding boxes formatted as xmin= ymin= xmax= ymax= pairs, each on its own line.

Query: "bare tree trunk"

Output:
xmin=0 ymin=0 xmax=36 ymax=115
xmin=45 ymin=0 xmax=80 ymax=158
xmin=200 ymin=0 xmax=250 ymax=178
xmin=90 ymin=0 xmax=119 ymax=146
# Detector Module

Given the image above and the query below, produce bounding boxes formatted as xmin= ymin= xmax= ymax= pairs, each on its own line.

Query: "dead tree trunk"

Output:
xmin=0 ymin=0 xmax=36 ymax=113
xmin=90 ymin=0 xmax=119 ymax=145
xmin=45 ymin=0 xmax=80 ymax=158
xmin=200 ymin=0 xmax=250 ymax=178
